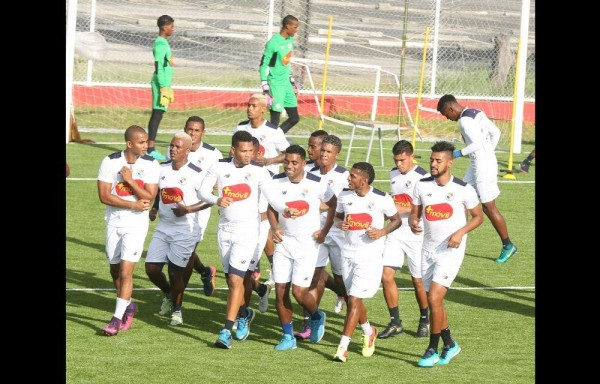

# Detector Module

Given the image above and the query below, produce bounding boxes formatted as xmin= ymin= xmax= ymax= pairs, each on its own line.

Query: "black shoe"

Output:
xmin=377 ymin=322 xmax=404 ymax=339
xmin=416 ymin=320 xmax=430 ymax=338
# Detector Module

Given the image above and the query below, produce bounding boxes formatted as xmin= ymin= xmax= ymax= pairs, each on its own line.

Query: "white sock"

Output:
xmin=361 ymin=320 xmax=372 ymax=335
xmin=339 ymin=335 xmax=351 ymax=349
xmin=113 ymin=297 xmax=129 ymax=320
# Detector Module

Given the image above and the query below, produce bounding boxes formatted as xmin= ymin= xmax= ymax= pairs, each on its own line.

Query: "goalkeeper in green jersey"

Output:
xmin=147 ymin=15 xmax=175 ymax=161
xmin=259 ymin=15 xmax=300 ymax=134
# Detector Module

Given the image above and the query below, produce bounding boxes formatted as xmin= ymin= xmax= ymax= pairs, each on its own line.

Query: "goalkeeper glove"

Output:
xmin=289 ymin=75 xmax=298 ymax=93
xmin=160 ymin=88 xmax=174 ymax=107
xmin=261 ymin=81 xmax=270 ymax=95
xmin=453 ymin=149 xmax=462 ymax=159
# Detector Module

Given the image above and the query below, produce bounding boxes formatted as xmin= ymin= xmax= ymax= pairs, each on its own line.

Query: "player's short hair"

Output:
xmin=232 ymin=130 xmax=253 ymax=147
xmin=251 ymin=136 xmax=260 ymax=149
xmin=437 ymin=94 xmax=457 ymax=112
xmin=185 ymin=116 xmax=205 ymax=129
xmin=157 ymin=15 xmax=174 ymax=28
xmin=124 ymin=125 xmax=146 ymax=141
xmin=321 ymin=135 xmax=342 ymax=153
xmin=392 ymin=139 xmax=414 ymax=156
xmin=285 ymin=144 xmax=306 ymax=160
xmin=431 ymin=141 xmax=455 ymax=156
xmin=310 ymin=129 xmax=329 ymax=138
xmin=282 ymin=15 xmax=299 ymax=27
xmin=352 ymin=162 xmax=375 ymax=185
xmin=173 ymin=131 xmax=192 ymax=148
xmin=250 ymin=93 xmax=268 ymax=107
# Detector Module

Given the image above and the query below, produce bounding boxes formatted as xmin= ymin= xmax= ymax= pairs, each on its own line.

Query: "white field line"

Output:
xmin=66 ymin=286 xmax=534 ymax=292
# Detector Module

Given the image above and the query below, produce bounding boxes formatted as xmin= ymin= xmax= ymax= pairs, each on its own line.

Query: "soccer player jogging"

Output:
xmin=437 ymin=94 xmax=517 ymax=263
xmin=378 ymin=140 xmax=431 ymax=340
xmin=146 ymin=15 xmax=175 ymax=161
xmin=332 ymin=162 xmax=401 ymax=363
xmin=97 ymin=125 xmax=160 ymax=336
xmin=145 ymin=132 xmax=211 ymax=326
xmin=259 ymin=15 xmax=300 ymax=133
xmin=262 ymin=145 xmax=337 ymax=350
xmin=199 ymin=130 xmax=273 ymax=349
xmin=410 ymin=141 xmax=484 ymax=367
xmin=235 ymin=93 xmax=290 ymax=175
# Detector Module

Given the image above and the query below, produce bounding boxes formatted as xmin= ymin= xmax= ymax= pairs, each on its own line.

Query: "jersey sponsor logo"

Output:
xmin=222 ymin=184 xmax=252 ymax=201
xmin=115 ymin=179 xmax=144 ymax=196
xmin=424 ymin=204 xmax=453 ymax=221
xmin=283 ymin=200 xmax=309 ymax=218
xmin=346 ymin=213 xmax=373 ymax=230
xmin=282 ymin=50 xmax=293 ymax=65
xmin=161 ymin=187 xmax=184 ymax=204
xmin=393 ymin=193 xmax=413 ymax=207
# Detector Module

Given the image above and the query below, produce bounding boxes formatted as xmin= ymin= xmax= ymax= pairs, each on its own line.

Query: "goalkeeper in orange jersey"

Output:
xmin=146 ymin=15 xmax=175 ymax=161
xmin=259 ymin=15 xmax=300 ymax=134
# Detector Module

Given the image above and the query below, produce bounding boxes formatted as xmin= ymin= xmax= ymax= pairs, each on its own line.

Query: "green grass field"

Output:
xmin=66 ymin=130 xmax=535 ymax=383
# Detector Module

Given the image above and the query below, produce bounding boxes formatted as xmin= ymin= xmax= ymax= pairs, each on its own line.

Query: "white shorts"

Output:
xmin=248 ymin=219 xmax=270 ymax=272
xmin=145 ymin=225 xmax=199 ymax=268
xmin=316 ymin=230 xmax=344 ymax=275
xmin=272 ymin=235 xmax=320 ymax=288
xmin=217 ymin=224 xmax=258 ymax=274
xmin=341 ymin=247 xmax=384 ymax=299
xmin=105 ymin=224 xmax=148 ymax=264
xmin=464 ymin=158 xmax=500 ymax=203
xmin=421 ymin=245 xmax=466 ymax=291
xmin=382 ymin=234 xmax=423 ymax=278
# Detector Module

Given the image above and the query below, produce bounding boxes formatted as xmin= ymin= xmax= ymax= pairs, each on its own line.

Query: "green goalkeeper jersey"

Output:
xmin=259 ymin=33 xmax=294 ymax=84
xmin=151 ymin=36 xmax=173 ymax=88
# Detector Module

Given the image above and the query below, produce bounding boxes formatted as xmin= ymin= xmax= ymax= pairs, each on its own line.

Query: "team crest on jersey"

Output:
xmin=225 ymin=174 xmax=230 ymax=178
xmin=446 ymin=192 xmax=454 ymax=201
xmin=282 ymin=190 xmax=287 ymax=195
xmin=405 ymin=180 xmax=412 ymax=188
xmin=178 ymin=177 xmax=187 ymax=186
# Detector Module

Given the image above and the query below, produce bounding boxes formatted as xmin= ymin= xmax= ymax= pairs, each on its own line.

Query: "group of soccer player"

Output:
xmin=96 ymin=11 xmax=518 ymax=368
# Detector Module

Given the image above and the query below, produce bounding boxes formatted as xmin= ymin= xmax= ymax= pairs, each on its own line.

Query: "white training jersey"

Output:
xmin=234 ymin=119 xmax=290 ymax=174
xmin=412 ymin=175 xmax=480 ymax=252
xmin=304 ymin=159 xmax=317 ymax=173
xmin=97 ymin=151 xmax=160 ymax=227
xmin=263 ymin=171 xmax=335 ymax=238
xmin=389 ymin=164 xmax=429 ymax=240
xmin=336 ymin=186 xmax=397 ymax=251
xmin=458 ymin=108 xmax=501 ymax=162
xmin=199 ymin=158 xmax=272 ymax=227
xmin=309 ymin=164 xmax=349 ymax=234
xmin=186 ymin=141 xmax=224 ymax=170
xmin=156 ymin=160 xmax=207 ymax=230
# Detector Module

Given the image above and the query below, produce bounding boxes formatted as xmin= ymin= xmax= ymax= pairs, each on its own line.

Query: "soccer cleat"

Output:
xmin=334 ymin=296 xmax=345 ymax=313
xmin=258 ymin=284 xmax=271 ymax=313
xmin=102 ymin=316 xmax=121 ymax=336
xmin=495 ymin=243 xmax=518 ymax=264
xmin=215 ymin=329 xmax=232 ymax=349
xmin=294 ymin=323 xmax=311 ymax=341
xmin=377 ymin=321 xmax=404 ymax=339
xmin=274 ymin=334 xmax=297 ymax=351
xmin=416 ymin=320 xmax=430 ymax=338
xmin=333 ymin=345 xmax=348 ymax=362
xmin=417 ymin=348 xmax=439 ymax=367
xmin=235 ymin=308 xmax=255 ymax=340
xmin=119 ymin=301 xmax=138 ymax=331
xmin=362 ymin=326 xmax=378 ymax=357
xmin=170 ymin=311 xmax=183 ymax=326
xmin=519 ymin=161 xmax=530 ymax=173
xmin=159 ymin=296 xmax=173 ymax=316
xmin=264 ymin=269 xmax=274 ymax=286
xmin=309 ymin=310 xmax=326 ymax=343
xmin=202 ymin=265 xmax=217 ymax=297
xmin=147 ymin=150 xmax=166 ymax=161
xmin=438 ymin=342 xmax=461 ymax=365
